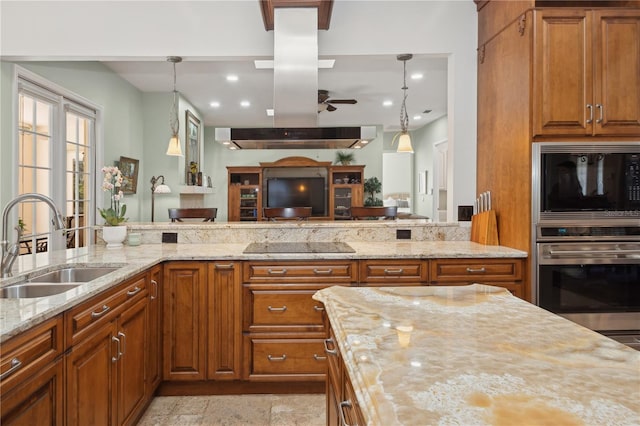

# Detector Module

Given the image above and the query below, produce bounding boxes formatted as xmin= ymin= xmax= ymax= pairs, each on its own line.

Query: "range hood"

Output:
xmin=215 ymin=126 xmax=377 ymax=150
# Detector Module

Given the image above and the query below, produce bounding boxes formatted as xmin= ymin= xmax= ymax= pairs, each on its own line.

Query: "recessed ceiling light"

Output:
xmin=360 ymin=140 xmax=369 ymax=144
xmin=354 ymin=145 xmax=362 ymax=149
xmin=222 ymin=141 xmax=231 ymax=145
xmin=254 ymin=59 xmax=335 ymax=69
xmin=226 ymin=74 xmax=239 ymax=82
xmin=411 ymin=73 xmax=423 ymax=80
xmin=413 ymin=115 xmax=422 ymax=120
xmin=240 ymin=100 xmax=250 ymax=108
xmin=210 ymin=101 xmax=220 ymax=108
xmin=229 ymin=146 xmax=237 ymax=150
xmin=383 ymin=100 xmax=393 ymax=107
xmin=266 ymin=109 xmax=274 ymax=116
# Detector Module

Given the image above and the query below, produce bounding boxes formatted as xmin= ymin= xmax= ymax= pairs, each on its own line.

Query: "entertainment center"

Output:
xmin=227 ymin=157 xmax=364 ymax=221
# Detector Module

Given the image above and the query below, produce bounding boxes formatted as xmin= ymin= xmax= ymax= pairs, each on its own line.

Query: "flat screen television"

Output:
xmin=266 ymin=177 xmax=326 ymax=216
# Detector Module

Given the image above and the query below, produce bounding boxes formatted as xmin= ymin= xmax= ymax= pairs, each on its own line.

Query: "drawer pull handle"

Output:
xmin=586 ymin=104 xmax=593 ymax=124
xmin=215 ymin=263 xmax=234 ymax=269
xmin=118 ymin=331 xmax=126 ymax=357
xmin=267 ymin=354 xmax=287 ymax=362
xmin=0 ymin=358 xmax=22 ymax=380
xmin=91 ymin=304 xmax=111 ymax=319
xmin=339 ymin=400 xmax=356 ymax=426
xmin=150 ymin=279 xmax=158 ymax=300
xmin=313 ymin=268 xmax=333 ymax=275
xmin=313 ymin=305 xmax=325 ymax=312
xmin=384 ymin=268 xmax=404 ymax=275
xmin=324 ymin=338 xmax=338 ymax=356
xmin=112 ymin=336 xmax=121 ymax=363
xmin=466 ymin=267 xmax=486 ymax=273
xmin=267 ymin=305 xmax=287 ymax=312
xmin=313 ymin=354 xmax=327 ymax=361
xmin=267 ymin=268 xmax=288 ymax=275
xmin=127 ymin=286 xmax=142 ymax=296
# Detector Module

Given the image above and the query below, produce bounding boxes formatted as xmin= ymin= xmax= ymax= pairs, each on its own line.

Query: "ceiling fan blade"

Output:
xmin=326 ymin=104 xmax=337 ymax=112
xmin=318 ymin=89 xmax=330 ymax=103
xmin=328 ymin=99 xmax=357 ymax=104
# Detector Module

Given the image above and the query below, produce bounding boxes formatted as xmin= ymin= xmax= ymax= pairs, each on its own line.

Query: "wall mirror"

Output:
xmin=185 ymin=110 xmax=201 ymax=185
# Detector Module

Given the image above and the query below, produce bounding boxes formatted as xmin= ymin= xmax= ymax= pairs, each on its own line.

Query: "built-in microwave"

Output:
xmin=532 ymin=142 xmax=640 ymax=224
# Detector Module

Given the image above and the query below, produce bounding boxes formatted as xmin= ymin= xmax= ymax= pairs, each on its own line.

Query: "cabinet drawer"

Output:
xmin=0 ymin=315 xmax=63 ymax=391
xmin=248 ymin=338 xmax=327 ymax=377
xmin=430 ymin=259 xmax=522 ymax=282
xmin=244 ymin=261 xmax=356 ymax=283
xmin=360 ymin=259 xmax=428 ymax=284
xmin=65 ymin=274 xmax=147 ymax=344
xmin=249 ymin=290 xmax=325 ymax=328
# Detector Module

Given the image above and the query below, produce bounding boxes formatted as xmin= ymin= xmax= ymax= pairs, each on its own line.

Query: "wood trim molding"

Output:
xmin=259 ymin=156 xmax=332 ymax=167
xmin=518 ymin=14 xmax=527 ymax=36
xmin=259 ymin=0 xmax=334 ymax=31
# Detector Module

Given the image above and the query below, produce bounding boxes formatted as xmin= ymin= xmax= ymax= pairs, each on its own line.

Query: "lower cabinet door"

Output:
xmin=117 ymin=297 xmax=148 ymax=426
xmin=66 ymin=321 xmax=117 ymax=426
xmin=0 ymin=359 xmax=64 ymax=425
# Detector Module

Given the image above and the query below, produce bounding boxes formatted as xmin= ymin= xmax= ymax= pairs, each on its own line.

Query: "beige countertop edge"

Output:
xmin=0 ymin=241 xmax=526 ymax=343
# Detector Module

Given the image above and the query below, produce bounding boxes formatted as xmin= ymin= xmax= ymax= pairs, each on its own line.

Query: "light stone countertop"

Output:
xmin=313 ymin=285 xmax=640 ymax=425
xmin=0 ymin=241 xmax=525 ymax=343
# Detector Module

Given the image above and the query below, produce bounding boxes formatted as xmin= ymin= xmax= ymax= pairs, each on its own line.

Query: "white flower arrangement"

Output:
xmin=98 ymin=166 xmax=128 ymax=226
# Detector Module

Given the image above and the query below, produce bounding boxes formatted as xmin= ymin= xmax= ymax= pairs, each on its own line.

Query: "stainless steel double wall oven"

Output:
xmin=532 ymin=142 xmax=640 ymax=349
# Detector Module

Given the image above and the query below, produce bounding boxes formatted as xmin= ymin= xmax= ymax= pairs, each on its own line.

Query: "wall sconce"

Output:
xmin=150 ymin=175 xmax=171 ymax=222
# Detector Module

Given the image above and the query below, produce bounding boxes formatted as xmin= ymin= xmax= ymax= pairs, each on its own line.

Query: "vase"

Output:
xmin=102 ymin=225 xmax=127 ymax=248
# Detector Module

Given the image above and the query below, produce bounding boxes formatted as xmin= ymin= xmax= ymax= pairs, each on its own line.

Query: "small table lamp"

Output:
xmin=150 ymin=175 xmax=171 ymax=222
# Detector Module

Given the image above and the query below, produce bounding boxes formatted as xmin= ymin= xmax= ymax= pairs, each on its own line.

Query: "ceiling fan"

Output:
xmin=318 ymin=89 xmax=357 ymax=112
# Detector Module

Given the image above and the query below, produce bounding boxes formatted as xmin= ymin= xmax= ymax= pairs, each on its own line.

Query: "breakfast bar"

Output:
xmin=313 ymin=284 xmax=640 ymax=425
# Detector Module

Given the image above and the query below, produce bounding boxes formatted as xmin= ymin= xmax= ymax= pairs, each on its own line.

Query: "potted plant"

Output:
xmin=335 ymin=151 xmax=355 ymax=166
xmin=98 ymin=166 xmax=128 ymax=248
xmin=364 ymin=177 xmax=383 ymax=206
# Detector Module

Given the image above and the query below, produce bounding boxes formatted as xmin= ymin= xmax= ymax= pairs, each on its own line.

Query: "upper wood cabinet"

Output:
xmin=533 ymin=9 xmax=640 ymax=136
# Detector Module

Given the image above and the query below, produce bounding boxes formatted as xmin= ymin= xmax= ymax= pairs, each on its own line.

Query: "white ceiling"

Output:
xmin=102 ymin=53 xmax=448 ymax=132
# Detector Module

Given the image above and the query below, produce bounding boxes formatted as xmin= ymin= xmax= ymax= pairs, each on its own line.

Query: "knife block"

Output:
xmin=470 ymin=210 xmax=499 ymax=245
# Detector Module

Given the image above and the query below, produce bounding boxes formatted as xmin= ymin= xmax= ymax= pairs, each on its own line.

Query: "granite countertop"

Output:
xmin=0 ymin=241 xmax=526 ymax=342
xmin=313 ymin=285 xmax=640 ymax=425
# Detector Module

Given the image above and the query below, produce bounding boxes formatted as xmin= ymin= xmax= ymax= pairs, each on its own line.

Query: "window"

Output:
xmin=16 ymin=71 xmax=98 ymax=254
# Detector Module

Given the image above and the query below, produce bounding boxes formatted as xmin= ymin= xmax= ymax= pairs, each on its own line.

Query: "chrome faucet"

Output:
xmin=1 ymin=193 xmax=66 ymax=277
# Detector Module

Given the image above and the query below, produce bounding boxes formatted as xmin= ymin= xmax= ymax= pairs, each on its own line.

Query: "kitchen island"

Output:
xmin=314 ymin=284 xmax=640 ymax=425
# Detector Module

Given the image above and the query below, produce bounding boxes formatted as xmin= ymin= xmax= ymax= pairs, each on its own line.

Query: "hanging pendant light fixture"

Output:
xmin=393 ymin=54 xmax=414 ymax=154
xmin=166 ymin=56 xmax=184 ymax=156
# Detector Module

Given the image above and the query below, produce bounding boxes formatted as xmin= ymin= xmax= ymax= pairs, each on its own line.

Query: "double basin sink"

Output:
xmin=0 ymin=266 xmax=121 ymax=299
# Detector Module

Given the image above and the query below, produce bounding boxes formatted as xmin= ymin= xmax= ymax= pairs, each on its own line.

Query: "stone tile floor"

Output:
xmin=137 ymin=394 xmax=326 ymax=426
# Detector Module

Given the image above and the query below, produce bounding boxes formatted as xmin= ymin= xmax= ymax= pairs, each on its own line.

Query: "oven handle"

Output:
xmin=548 ymin=248 xmax=640 ymax=256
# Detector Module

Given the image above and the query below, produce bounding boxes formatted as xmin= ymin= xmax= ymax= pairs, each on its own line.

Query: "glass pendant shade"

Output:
xmin=166 ymin=134 xmax=183 ymax=156
xmin=397 ymin=132 xmax=414 ymax=153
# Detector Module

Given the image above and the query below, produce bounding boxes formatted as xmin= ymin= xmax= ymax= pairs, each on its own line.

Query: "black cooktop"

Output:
xmin=243 ymin=242 xmax=355 ymax=254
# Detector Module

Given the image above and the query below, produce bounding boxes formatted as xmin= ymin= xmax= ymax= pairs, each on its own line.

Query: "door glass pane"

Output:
xmin=35 ymin=99 xmax=51 ymax=136
xmin=19 ymin=132 xmax=34 ymax=166
xmin=35 ymin=134 xmax=50 ymax=168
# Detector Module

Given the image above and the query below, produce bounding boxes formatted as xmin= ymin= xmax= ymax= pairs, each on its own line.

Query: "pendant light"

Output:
xmin=166 ymin=56 xmax=184 ymax=156
xmin=393 ymin=54 xmax=414 ymax=154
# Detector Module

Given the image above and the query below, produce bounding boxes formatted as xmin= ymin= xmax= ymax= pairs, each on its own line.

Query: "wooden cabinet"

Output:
xmin=227 ymin=167 xmax=262 ymax=222
xmin=0 ymin=316 xmax=64 ymax=426
xmin=324 ymin=316 xmax=365 ymax=426
xmin=533 ymin=9 xmax=640 ymax=136
xmin=359 ymin=259 xmax=429 ymax=286
xmin=329 ymin=166 xmax=364 ymax=220
xmin=163 ymin=261 xmax=207 ymax=381
xmin=430 ymin=258 xmax=524 ymax=298
xmin=146 ymin=265 xmax=162 ymax=397
xmin=242 ymin=260 xmax=357 ymax=381
xmin=65 ymin=273 xmax=148 ymax=426
xmin=207 ymin=262 xmax=242 ymax=380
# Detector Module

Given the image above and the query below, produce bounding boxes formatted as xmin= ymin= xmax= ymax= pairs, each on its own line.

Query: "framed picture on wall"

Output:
xmin=117 ymin=156 xmax=139 ymax=194
xmin=185 ymin=110 xmax=201 ymax=185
